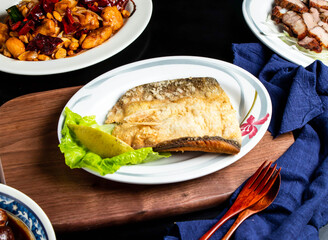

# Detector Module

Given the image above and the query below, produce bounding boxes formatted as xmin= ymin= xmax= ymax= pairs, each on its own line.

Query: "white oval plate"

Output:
xmin=0 ymin=0 xmax=152 ymax=75
xmin=57 ymin=56 xmax=272 ymax=185
xmin=0 ymin=183 xmax=56 ymax=240
xmin=242 ymin=0 xmax=316 ymax=67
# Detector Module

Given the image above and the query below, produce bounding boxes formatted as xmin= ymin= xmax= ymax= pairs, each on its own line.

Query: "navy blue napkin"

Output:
xmin=164 ymin=43 xmax=328 ymax=240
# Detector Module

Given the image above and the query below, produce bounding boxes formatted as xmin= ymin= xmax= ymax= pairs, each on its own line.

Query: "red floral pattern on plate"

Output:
xmin=240 ymin=113 xmax=270 ymax=139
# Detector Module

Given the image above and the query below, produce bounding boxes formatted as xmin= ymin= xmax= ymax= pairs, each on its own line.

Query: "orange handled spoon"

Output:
xmin=221 ymin=172 xmax=281 ymax=240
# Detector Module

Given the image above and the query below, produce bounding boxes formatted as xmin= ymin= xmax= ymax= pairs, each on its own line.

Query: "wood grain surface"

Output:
xmin=0 ymin=87 xmax=294 ymax=232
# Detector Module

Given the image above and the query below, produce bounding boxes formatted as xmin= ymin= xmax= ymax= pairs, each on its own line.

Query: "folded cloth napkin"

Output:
xmin=164 ymin=43 xmax=328 ymax=240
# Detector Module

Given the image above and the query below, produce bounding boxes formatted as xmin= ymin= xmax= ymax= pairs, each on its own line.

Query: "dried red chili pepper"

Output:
xmin=62 ymin=7 xmax=81 ymax=34
xmin=11 ymin=21 xmax=22 ymax=31
xmin=98 ymin=0 xmax=118 ymax=7
xmin=87 ymin=3 xmax=100 ymax=12
xmin=78 ymin=0 xmax=130 ymax=12
xmin=16 ymin=4 xmax=45 ymax=35
xmin=74 ymin=29 xmax=90 ymax=39
xmin=26 ymin=33 xmax=63 ymax=55
xmin=26 ymin=4 xmax=44 ymax=22
xmin=116 ymin=0 xmax=130 ymax=10
xmin=18 ymin=19 xmax=35 ymax=35
xmin=40 ymin=0 xmax=59 ymax=13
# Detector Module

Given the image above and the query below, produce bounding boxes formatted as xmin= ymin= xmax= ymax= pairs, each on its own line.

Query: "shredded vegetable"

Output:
xmin=279 ymin=31 xmax=328 ymax=63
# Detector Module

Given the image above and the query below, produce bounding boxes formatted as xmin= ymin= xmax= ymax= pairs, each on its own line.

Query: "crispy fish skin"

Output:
xmin=153 ymin=136 xmax=241 ymax=154
xmin=105 ymin=77 xmax=242 ymax=154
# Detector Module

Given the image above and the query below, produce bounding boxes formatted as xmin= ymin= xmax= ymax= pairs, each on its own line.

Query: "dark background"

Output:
xmin=0 ymin=0 xmax=259 ymax=239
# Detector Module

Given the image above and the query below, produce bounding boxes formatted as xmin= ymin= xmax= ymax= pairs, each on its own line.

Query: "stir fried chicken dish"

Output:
xmin=0 ymin=0 xmax=135 ymax=61
xmin=272 ymin=0 xmax=328 ymax=53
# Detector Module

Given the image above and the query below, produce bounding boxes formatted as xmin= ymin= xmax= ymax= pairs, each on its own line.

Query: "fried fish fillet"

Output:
xmin=105 ymin=77 xmax=242 ymax=154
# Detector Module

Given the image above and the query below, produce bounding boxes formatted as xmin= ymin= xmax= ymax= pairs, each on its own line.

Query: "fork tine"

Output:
xmin=244 ymin=161 xmax=269 ymax=189
xmin=249 ymin=161 xmax=272 ymax=189
xmin=255 ymin=163 xmax=277 ymax=192
xmin=239 ymin=166 xmax=280 ymax=209
xmin=259 ymin=168 xmax=281 ymax=195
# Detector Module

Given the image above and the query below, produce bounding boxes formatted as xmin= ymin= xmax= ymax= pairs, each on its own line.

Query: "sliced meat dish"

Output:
xmin=298 ymin=36 xmax=322 ymax=52
xmin=282 ymin=11 xmax=308 ymax=39
xmin=302 ymin=11 xmax=319 ymax=30
xmin=309 ymin=0 xmax=328 ymax=10
xmin=308 ymin=26 xmax=328 ymax=47
xmin=275 ymin=0 xmax=309 ymax=12
xmin=320 ymin=10 xmax=328 ymax=22
xmin=272 ymin=0 xmax=328 ymax=54
xmin=310 ymin=7 xmax=321 ymax=22
xmin=318 ymin=20 xmax=328 ymax=31
xmin=272 ymin=6 xmax=288 ymax=23
xmin=283 ymin=24 xmax=296 ymax=37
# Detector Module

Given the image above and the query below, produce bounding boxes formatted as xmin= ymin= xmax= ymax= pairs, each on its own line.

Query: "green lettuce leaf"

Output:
xmin=58 ymin=107 xmax=170 ymax=175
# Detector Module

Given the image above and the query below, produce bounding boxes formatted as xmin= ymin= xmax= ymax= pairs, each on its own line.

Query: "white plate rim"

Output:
xmin=0 ymin=0 xmax=152 ymax=75
xmin=57 ymin=55 xmax=272 ymax=185
xmin=0 ymin=183 xmax=56 ymax=240
xmin=242 ymin=0 xmax=314 ymax=67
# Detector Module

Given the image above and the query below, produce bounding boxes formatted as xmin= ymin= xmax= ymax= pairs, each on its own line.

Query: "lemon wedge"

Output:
xmin=67 ymin=124 xmax=133 ymax=158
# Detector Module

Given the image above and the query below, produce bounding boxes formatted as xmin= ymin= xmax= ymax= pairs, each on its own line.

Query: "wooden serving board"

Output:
xmin=0 ymin=87 xmax=294 ymax=232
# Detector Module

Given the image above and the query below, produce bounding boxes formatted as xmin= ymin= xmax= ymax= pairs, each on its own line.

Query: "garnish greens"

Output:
xmin=59 ymin=107 xmax=171 ymax=175
xmin=6 ymin=6 xmax=24 ymax=23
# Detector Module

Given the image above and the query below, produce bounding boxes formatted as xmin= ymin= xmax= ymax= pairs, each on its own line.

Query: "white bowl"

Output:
xmin=0 ymin=183 xmax=56 ymax=240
